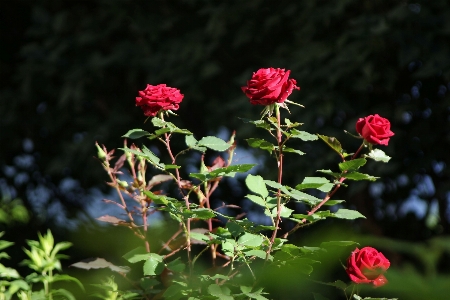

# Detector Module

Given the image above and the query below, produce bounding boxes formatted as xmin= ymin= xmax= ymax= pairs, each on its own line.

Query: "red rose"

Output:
xmin=135 ymin=84 xmax=184 ymax=117
xmin=355 ymin=114 xmax=394 ymax=146
xmin=346 ymin=247 xmax=390 ymax=287
xmin=241 ymin=68 xmax=300 ymax=105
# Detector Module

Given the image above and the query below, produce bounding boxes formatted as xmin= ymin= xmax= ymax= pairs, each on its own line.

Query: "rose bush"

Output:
xmin=135 ymin=83 xmax=184 ymax=116
xmin=241 ymin=67 xmax=300 ymax=105
xmin=79 ymin=68 xmax=396 ymax=300
xmin=356 ymin=114 xmax=395 ymax=146
xmin=346 ymin=247 xmax=391 ymax=287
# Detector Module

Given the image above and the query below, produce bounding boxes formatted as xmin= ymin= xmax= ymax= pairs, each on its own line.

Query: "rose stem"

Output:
xmin=160 ymin=114 xmax=192 ymax=262
xmin=283 ymin=143 xmax=365 ymax=238
xmin=267 ymin=104 xmax=284 ymax=258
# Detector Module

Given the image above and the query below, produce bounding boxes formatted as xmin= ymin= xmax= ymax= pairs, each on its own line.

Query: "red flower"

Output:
xmin=241 ymin=68 xmax=300 ymax=105
xmin=356 ymin=114 xmax=394 ymax=146
xmin=135 ymin=84 xmax=184 ymax=117
xmin=346 ymin=247 xmax=390 ymax=287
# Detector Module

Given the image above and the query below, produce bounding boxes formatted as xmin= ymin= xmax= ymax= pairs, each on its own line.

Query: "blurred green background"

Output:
xmin=1 ymin=0 xmax=450 ymax=299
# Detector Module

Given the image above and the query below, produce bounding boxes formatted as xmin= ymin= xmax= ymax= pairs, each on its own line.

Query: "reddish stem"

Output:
xmin=283 ymin=142 xmax=366 ymax=238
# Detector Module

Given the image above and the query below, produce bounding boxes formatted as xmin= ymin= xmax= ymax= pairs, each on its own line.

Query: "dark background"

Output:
xmin=1 ymin=0 xmax=450 ymax=299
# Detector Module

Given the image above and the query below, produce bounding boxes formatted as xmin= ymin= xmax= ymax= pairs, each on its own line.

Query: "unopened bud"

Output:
xmin=95 ymin=142 xmax=107 ymax=161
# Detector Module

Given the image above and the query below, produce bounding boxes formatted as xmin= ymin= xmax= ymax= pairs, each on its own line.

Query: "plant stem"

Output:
xmin=267 ymin=104 xmax=283 ymax=257
xmin=160 ymin=114 xmax=192 ymax=261
xmin=283 ymin=142 xmax=366 ymax=238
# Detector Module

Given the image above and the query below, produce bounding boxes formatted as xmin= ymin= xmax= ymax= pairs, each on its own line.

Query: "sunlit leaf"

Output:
xmin=343 ymin=172 xmax=378 ymax=181
xmin=365 ymin=149 xmax=391 ymax=163
xmin=289 ymin=129 xmax=318 ymax=141
xmin=122 ymin=129 xmax=150 ymax=139
xmin=237 ymin=232 xmax=264 ymax=247
xmin=246 ymin=174 xmax=269 ymax=198
xmin=198 ymin=136 xmax=231 ymax=151
xmin=333 ymin=209 xmax=366 ymax=219
xmin=338 ymin=158 xmax=366 ymax=172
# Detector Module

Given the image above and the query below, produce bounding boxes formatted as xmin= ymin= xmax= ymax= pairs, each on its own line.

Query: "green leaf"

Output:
xmin=167 ymin=258 xmax=186 ymax=272
xmin=246 ymin=174 xmax=269 ymax=198
xmin=264 ymin=180 xmax=290 ymax=194
xmin=289 ymin=129 xmax=318 ymax=141
xmin=122 ymin=247 xmax=149 ymax=263
xmin=207 ymin=284 xmax=233 ymax=300
xmin=197 ymin=136 xmax=231 ymax=151
xmin=246 ymin=138 xmax=275 ymax=153
xmin=338 ymin=158 xmax=367 ymax=172
xmin=243 ymin=249 xmax=267 ymax=259
xmin=52 ymin=274 xmax=85 ymax=291
xmin=282 ymin=146 xmax=305 ymax=155
xmin=190 ymin=164 xmax=255 ymax=181
xmin=221 ymin=240 xmax=236 ymax=256
xmin=271 ymin=205 xmax=294 ymax=218
xmin=237 ymin=232 xmax=264 ymax=247
xmin=0 ymin=265 xmax=20 ymax=278
xmin=246 ymin=194 xmax=266 ymax=207
xmin=239 ymin=118 xmax=272 ymax=130
xmin=225 ymin=222 xmax=244 ymax=239
xmin=295 ymin=177 xmax=334 ymax=192
xmin=365 ymin=149 xmax=391 ymax=163
xmin=0 ymin=239 xmax=14 ymax=251
xmin=318 ymin=135 xmax=344 ymax=155
xmin=287 ymin=189 xmax=322 ymax=205
xmin=143 ymin=190 xmax=169 ymax=205
xmin=209 ymin=164 xmax=255 ymax=178
xmin=333 ymin=209 xmax=366 ymax=219
xmin=141 ymin=146 xmax=162 ymax=165
xmin=122 ymin=129 xmax=150 ymax=139
xmin=343 ymin=172 xmax=378 ymax=181
xmin=151 ymin=117 xmax=166 ymax=127
xmin=162 ymin=282 xmax=185 ymax=299
xmin=188 ymin=208 xmax=215 ymax=220
xmin=190 ymin=231 xmax=210 ymax=244
xmin=284 ymin=118 xmax=302 ymax=128
xmin=320 ymin=241 xmax=359 ymax=248
xmin=185 ymin=135 xmax=197 ymax=147
xmin=322 ymin=200 xmax=345 ymax=206
xmin=143 ymin=253 xmax=165 ymax=276
xmin=51 ymin=289 xmax=76 ymax=300
xmin=317 ymin=169 xmax=342 ymax=179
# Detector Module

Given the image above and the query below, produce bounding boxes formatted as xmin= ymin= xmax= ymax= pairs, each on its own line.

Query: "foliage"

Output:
xmin=0 ymin=230 xmax=83 ymax=300
xmin=1 ymin=0 xmax=449 ymax=239
xmin=71 ymin=93 xmax=396 ymax=299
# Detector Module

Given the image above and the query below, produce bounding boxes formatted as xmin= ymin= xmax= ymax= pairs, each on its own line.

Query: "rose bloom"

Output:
xmin=135 ymin=84 xmax=184 ymax=117
xmin=346 ymin=247 xmax=390 ymax=287
xmin=356 ymin=114 xmax=394 ymax=146
xmin=241 ymin=67 xmax=300 ymax=105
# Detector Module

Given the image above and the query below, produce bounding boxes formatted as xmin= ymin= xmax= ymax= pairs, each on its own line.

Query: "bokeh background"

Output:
xmin=1 ymin=0 xmax=450 ymax=299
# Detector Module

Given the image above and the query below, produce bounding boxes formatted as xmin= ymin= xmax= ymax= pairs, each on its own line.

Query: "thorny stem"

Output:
xmin=283 ymin=142 xmax=366 ymax=238
xmin=159 ymin=114 xmax=192 ymax=263
xmin=267 ymin=104 xmax=283 ymax=258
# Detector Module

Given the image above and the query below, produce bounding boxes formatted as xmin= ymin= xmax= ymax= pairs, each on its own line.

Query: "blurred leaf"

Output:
xmin=70 ymin=258 xmax=130 ymax=273
xmin=143 ymin=253 xmax=165 ymax=276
